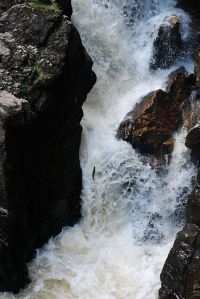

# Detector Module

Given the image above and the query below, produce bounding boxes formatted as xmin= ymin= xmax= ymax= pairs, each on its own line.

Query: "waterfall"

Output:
xmin=2 ymin=0 xmax=196 ymax=298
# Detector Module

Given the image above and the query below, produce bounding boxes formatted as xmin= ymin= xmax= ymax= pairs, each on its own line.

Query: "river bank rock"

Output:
xmin=159 ymin=223 xmax=200 ymax=299
xmin=159 ymin=40 xmax=200 ymax=298
xmin=159 ymin=170 xmax=200 ymax=299
xmin=117 ymin=67 xmax=192 ymax=162
xmin=0 ymin=1 xmax=96 ymax=293
xmin=150 ymin=16 xmax=183 ymax=70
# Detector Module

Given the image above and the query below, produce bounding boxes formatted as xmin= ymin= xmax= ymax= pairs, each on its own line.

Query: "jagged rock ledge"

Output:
xmin=0 ymin=0 xmax=96 ymax=293
xmin=159 ymin=4 xmax=200 ymax=297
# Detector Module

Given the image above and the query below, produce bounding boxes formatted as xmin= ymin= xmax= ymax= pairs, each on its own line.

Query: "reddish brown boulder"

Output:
xmin=117 ymin=67 xmax=191 ymax=156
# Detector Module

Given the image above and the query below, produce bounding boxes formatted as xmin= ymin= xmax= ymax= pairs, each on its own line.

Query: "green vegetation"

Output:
xmin=33 ymin=61 xmax=44 ymax=77
xmin=20 ymin=82 xmax=29 ymax=97
xmin=28 ymin=0 xmax=61 ymax=14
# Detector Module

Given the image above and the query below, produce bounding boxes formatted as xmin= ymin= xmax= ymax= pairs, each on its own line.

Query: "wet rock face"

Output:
xmin=150 ymin=16 xmax=183 ymax=70
xmin=187 ymin=171 xmax=200 ymax=227
xmin=159 ymin=42 xmax=200 ymax=299
xmin=117 ymin=67 xmax=191 ymax=161
xmin=0 ymin=1 xmax=96 ymax=293
xmin=159 ymin=223 xmax=200 ymax=299
xmin=159 ymin=174 xmax=200 ymax=299
xmin=177 ymin=1 xmax=200 ymax=20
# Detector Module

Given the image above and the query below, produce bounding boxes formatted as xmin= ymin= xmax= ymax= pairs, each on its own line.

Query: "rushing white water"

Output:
xmin=1 ymin=1 xmax=196 ymax=299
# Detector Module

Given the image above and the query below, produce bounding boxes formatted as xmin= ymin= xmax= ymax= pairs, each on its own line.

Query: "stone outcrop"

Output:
xmin=150 ymin=16 xmax=183 ymax=70
xmin=159 ymin=223 xmax=200 ymax=299
xmin=0 ymin=0 xmax=96 ymax=293
xmin=159 ymin=42 xmax=200 ymax=298
xmin=117 ymin=67 xmax=192 ymax=162
xmin=159 ymin=170 xmax=200 ymax=299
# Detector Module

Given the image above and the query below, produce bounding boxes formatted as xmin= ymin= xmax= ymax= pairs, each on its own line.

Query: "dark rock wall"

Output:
xmin=0 ymin=0 xmax=96 ymax=293
xmin=177 ymin=1 xmax=200 ymax=21
xmin=159 ymin=174 xmax=200 ymax=299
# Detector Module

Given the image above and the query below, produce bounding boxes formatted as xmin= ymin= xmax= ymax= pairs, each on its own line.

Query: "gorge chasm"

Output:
xmin=0 ymin=0 xmax=200 ymax=298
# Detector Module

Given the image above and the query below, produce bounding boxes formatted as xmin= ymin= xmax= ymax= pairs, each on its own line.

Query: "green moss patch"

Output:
xmin=28 ymin=0 xmax=60 ymax=14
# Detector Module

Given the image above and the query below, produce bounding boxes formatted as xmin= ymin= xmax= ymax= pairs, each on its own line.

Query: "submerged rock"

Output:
xmin=150 ymin=16 xmax=183 ymax=69
xmin=117 ymin=67 xmax=192 ymax=163
xmin=0 ymin=0 xmax=96 ymax=293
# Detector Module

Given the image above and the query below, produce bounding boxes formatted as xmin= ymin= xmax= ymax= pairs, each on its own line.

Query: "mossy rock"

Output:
xmin=28 ymin=0 xmax=61 ymax=14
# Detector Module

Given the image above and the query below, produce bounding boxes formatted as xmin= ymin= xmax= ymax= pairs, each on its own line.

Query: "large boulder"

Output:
xmin=117 ymin=67 xmax=191 ymax=159
xmin=0 ymin=1 xmax=96 ymax=293
xmin=150 ymin=16 xmax=183 ymax=70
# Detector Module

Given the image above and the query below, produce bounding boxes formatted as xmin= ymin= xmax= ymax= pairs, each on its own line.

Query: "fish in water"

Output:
xmin=92 ymin=166 xmax=96 ymax=180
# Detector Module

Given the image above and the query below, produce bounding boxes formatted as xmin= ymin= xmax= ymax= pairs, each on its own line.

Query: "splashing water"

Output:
xmin=1 ymin=0 xmax=196 ymax=298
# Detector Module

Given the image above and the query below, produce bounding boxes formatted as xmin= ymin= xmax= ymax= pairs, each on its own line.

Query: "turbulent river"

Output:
xmin=2 ymin=0 xmax=197 ymax=298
